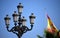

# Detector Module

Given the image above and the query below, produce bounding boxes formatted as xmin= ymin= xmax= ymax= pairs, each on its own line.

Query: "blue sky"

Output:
xmin=0 ymin=0 xmax=60 ymax=38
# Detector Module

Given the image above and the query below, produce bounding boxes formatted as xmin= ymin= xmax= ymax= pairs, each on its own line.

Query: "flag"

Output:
xmin=46 ymin=15 xmax=58 ymax=33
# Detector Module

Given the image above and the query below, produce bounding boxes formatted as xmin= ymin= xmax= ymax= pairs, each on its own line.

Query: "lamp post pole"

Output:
xmin=4 ymin=3 xmax=35 ymax=38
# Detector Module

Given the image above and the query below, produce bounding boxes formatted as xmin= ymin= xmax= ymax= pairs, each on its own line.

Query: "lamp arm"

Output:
xmin=23 ymin=25 xmax=33 ymax=33
xmin=7 ymin=27 xmax=11 ymax=32
xmin=7 ymin=26 xmax=18 ymax=35
xmin=10 ymin=27 xmax=18 ymax=35
xmin=12 ymin=31 xmax=18 ymax=36
xmin=27 ymin=24 xmax=33 ymax=31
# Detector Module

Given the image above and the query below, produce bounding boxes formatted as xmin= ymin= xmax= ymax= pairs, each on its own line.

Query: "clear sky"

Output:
xmin=0 ymin=0 xmax=60 ymax=38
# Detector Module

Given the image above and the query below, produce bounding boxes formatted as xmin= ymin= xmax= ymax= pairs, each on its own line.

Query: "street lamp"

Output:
xmin=4 ymin=3 xmax=35 ymax=38
xmin=29 ymin=13 xmax=35 ymax=25
xmin=4 ymin=15 xmax=11 ymax=28
xmin=17 ymin=3 xmax=23 ymax=14
xmin=12 ymin=11 xmax=18 ymax=22
xmin=22 ymin=16 xmax=26 ymax=26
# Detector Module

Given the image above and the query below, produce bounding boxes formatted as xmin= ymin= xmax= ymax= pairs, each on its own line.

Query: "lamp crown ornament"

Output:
xmin=17 ymin=3 xmax=23 ymax=8
xmin=4 ymin=3 xmax=35 ymax=38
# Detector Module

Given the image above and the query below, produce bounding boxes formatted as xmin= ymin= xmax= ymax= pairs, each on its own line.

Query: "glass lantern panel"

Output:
xmin=22 ymin=21 xmax=26 ymax=26
xmin=13 ymin=16 xmax=18 ymax=22
xmin=5 ymin=20 xmax=10 ymax=25
xmin=18 ymin=8 xmax=23 ymax=13
xmin=30 ymin=18 xmax=34 ymax=24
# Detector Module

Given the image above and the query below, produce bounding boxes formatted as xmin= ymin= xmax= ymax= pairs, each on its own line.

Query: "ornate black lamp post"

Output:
xmin=4 ymin=3 xmax=35 ymax=38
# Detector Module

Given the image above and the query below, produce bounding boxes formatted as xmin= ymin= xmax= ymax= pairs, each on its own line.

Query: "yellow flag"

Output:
xmin=47 ymin=15 xmax=58 ymax=33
